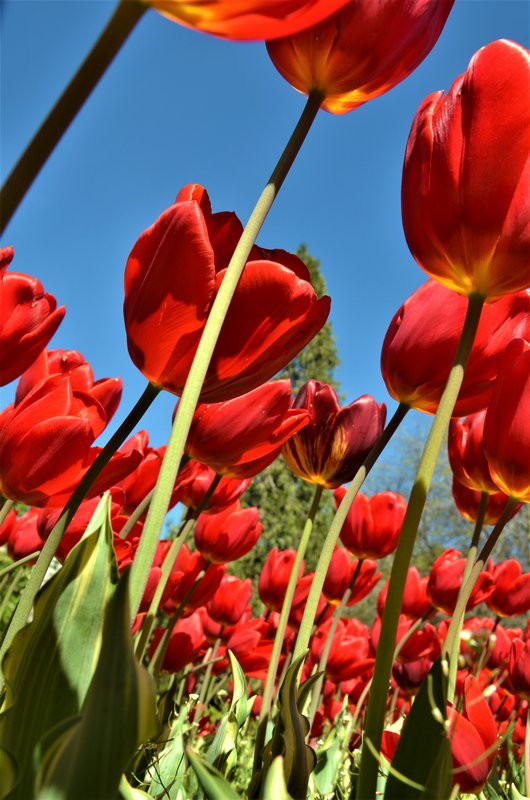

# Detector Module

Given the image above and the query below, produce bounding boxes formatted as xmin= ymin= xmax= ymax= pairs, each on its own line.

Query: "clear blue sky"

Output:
xmin=1 ymin=0 xmax=529 ymax=461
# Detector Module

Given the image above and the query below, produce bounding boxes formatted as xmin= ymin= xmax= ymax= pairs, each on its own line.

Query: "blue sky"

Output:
xmin=1 ymin=0 xmax=529 ymax=465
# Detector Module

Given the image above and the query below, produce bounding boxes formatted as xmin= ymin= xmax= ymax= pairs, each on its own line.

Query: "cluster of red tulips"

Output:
xmin=1 ymin=1 xmax=529 ymax=799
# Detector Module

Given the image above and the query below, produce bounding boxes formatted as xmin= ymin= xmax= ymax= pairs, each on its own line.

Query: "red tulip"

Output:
xmin=486 ymin=560 xmax=530 ymax=618
xmin=15 ymin=348 xmax=121 ymax=424
xmin=37 ymin=495 xmax=124 ymax=562
xmin=334 ymin=487 xmax=406 ymax=559
xmin=509 ymin=639 xmax=530 ymax=700
xmin=0 ymin=247 xmax=65 ymax=386
xmin=381 ymin=282 xmax=530 ymax=416
xmin=6 ymin=509 xmax=42 ymax=561
xmin=281 ymin=380 xmax=386 ymax=489
xmin=0 ymin=372 xmax=137 ymax=507
xmin=0 ymin=508 xmax=16 ymax=547
xmin=174 ymin=459 xmax=250 ymax=513
xmin=184 ymin=379 xmax=309 ymax=478
xmin=194 ymin=503 xmax=262 ymax=563
xmin=451 ymin=476 xmax=520 ymax=525
xmin=322 ymin=548 xmax=381 ymax=606
xmin=258 ymin=547 xmax=305 ymax=612
xmin=448 ymin=676 xmax=498 ymax=793
xmin=206 ymin=576 xmax=252 ymax=627
xmin=392 ymin=658 xmax=434 ymax=693
xmin=483 ymin=338 xmax=530 ymax=502
xmin=123 ymin=184 xmax=329 ymax=402
xmin=371 ymin=615 xmax=440 ymax=664
xmin=311 ymin=618 xmax=374 ymax=683
xmin=402 ymin=40 xmax=530 ymax=300
xmin=157 ymin=611 xmax=207 ymax=673
xmin=427 ymin=548 xmax=494 ymax=615
xmin=147 ymin=0 xmax=350 ymax=40
xmin=266 ymin=0 xmax=453 ymax=114
xmin=163 ymin=543 xmax=226 ymax=613
xmin=377 ymin=567 xmax=432 ymax=619
xmin=448 ymin=411 xmax=498 ymax=494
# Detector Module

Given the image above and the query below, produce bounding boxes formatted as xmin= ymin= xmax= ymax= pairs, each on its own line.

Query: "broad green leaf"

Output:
xmin=262 ymin=757 xmax=293 ymax=800
xmin=384 ymin=659 xmax=452 ymax=800
xmin=35 ymin=569 xmax=158 ymax=800
xmin=186 ymin=748 xmax=241 ymax=800
xmin=207 ymin=650 xmax=255 ymax=776
xmin=0 ymin=495 xmax=116 ymax=800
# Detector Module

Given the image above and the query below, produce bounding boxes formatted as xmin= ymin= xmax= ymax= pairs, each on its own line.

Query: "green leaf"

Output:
xmin=0 ymin=495 xmax=116 ymax=800
xmin=207 ymin=650 xmax=254 ymax=776
xmin=262 ymin=757 xmax=293 ymax=800
xmin=186 ymin=748 xmax=241 ymax=800
xmin=35 ymin=569 xmax=158 ymax=800
xmin=146 ymin=697 xmax=196 ymax=799
xmin=384 ymin=659 xmax=452 ymax=800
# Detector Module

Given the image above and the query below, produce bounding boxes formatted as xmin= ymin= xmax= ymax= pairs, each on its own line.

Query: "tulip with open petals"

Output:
xmin=267 ymin=0 xmax=454 ymax=114
xmin=281 ymin=380 xmax=386 ymax=489
xmin=123 ymin=185 xmax=329 ymax=402
xmin=402 ymin=40 xmax=530 ymax=300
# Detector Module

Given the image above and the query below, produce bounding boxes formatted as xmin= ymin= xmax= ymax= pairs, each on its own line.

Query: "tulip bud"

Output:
xmin=334 ymin=487 xmax=406 ymax=559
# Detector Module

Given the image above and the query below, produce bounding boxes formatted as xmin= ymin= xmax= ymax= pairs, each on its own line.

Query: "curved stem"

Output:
xmin=259 ymin=483 xmax=323 ymax=723
xmin=356 ymin=293 xmax=485 ymax=800
xmin=119 ymin=488 xmax=154 ymax=540
xmin=128 ymin=90 xmax=323 ymax=622
xmin=442 ymin=496 xmax=517 ymax=667
xmin=294 ymin=402 xmax=409 ymax=662
xmin=0 ymin=552 xmax=40 ymax=579
xmin=446 ymin=490 xmax=488 ymax=702
xmin=0 ymin=0 xmax=146 ymax=232
xmin=0 ymin=382 xmax=159 ymax=662
xmin=0 ymin=500 xmax=15 ymax=528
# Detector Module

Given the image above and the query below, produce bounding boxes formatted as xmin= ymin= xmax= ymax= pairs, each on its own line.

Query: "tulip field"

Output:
xmin=1 ymin=2 xmax=529 ymax=799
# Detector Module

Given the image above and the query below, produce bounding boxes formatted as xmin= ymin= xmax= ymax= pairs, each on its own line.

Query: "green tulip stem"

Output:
xmin=0 ymin=381 xmax=160 ymax=663
xmin=0 ymin=500 xmax=14 ymax=528
xmin=356 ymin=292 xmax=485 ymax=800
xmin=0 ymin=552 xmax=40 ymax=579
xmin=119 ymin=489 xmax=155 ymax=539
xmin=128 ymin=89 xmax=323 ymax=622
xmin=0 ymin=0 xmax=146 ymax=232
xmin=446 ymin=490 xmax=488 ymax=702
xmin=197 ymin=635 xmax=222 ymax=710
xmin=0 ymin=571 xmax=23 ymax=626
xmin=442 ymin=495 xmax=517 ymax=684
xmin=259 ymin=482 xmax=324 ymax=724
xmin=294 ymin=402 xmax=409 ymax=663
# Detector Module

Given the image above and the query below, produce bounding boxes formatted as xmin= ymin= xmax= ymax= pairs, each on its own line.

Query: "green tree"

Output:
xmin=231 ymin=245 xmax=342 ymax=591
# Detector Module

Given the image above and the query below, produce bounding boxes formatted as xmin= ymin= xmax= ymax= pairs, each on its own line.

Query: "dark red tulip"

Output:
xmin=323 ymin=548 xmax=381 ymax=606
xmin=174 ymin=459 xmax=250 ymax=514
xmin=37 ymin=495 xmax=124 ymax=562
xmin=451 ymin=476 xmax=520 ymax=525
xmin=334 ymin=487 xmax=406 ymax=559
xmin=281 ymin=380 xmax=386 ymax=489
xmin=194 ymin=503 xmax=262 ymax=563
xmin=483 ymin=338 xmax=530 ymax=502
xmin=157 ymin=611 xmax=207 ymax=673
xmin=402 ymin=40 xmax=530 ymax=300
xmin=163 ymin=543 xmax=225 ymax=614
xmin=0 ymin=508 xmax=16 ymax=547
xmin=0 ymin=371 xmax=134 ymax=507
xmin=123 ymin=185 xmax=329 ymax=402
xmin=392 ymin=657 xmax=434 ymax=693
xmin=486 ymin=560 xmax=530 ymax=618
xmin=377 ymin=567 xmax=432 ymax=620
xmin=184 ymin=380 xmax=309 ymax=478
xmin=509 ymin=639 xmax=530 ymax=700
xmin=147 ymin=0 xmax=350 ymax=40
xmin=381 ymin=282 xmax=530 ymax=416
xmin=427 ymin=548 xmax=494 ymax=615
xmin=206 ymin=576 xmax=253 ymax=627
xmin=267 ymin=0 xmax=453 ymax=114
xmin=447 ymin=676 xmax=498 ymax=793
xmin=0 ymin=247 xmax=66 ymax=386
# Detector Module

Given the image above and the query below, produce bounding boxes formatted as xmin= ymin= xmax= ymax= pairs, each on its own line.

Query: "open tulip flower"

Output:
xmin=281 ymin=380 xmax=386 ymax=488
xmin=402 ymin=40 xmax=530 ymax=300
xmin=266 ymin=0 xmax=454 ymax=114
xmin=0 ymin=246 xmax=66 ymax=387
xmin=123 ymin=184 xmax=330 ymax=402
xmin=322 ymin=548 xmax=381 ymax=606
xmin=377 ymin=567 xmax=432 ymax=620
xmin=381 ymin=282 xmax=530 ymax=416
xmin=427 ymin=548 xmax=494 ymax=615
xmin=183 ymin=379 xmax=309 ymax=478
xmin=146 ymin=0 xmax=350 ymax=40
xmin=483 ymin=338 xmax=530 ymax=502
xmin=486 ymin=560 xmax=530 ymax=618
